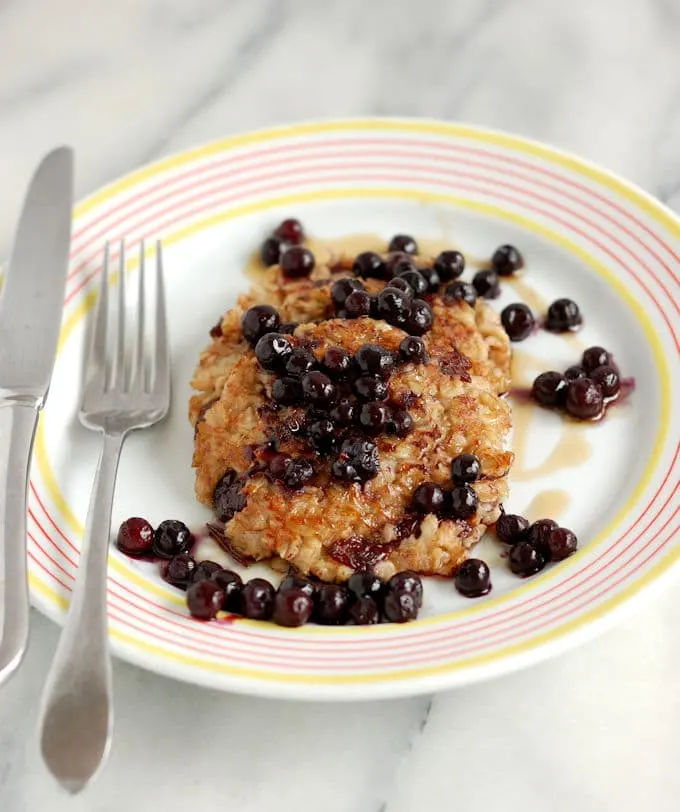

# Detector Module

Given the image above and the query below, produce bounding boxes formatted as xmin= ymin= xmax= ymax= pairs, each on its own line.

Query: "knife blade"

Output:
xmin=0 ymin=147 xmax=74 ymax=686
xmin=0 ymin=147 xmax=74 ymax=398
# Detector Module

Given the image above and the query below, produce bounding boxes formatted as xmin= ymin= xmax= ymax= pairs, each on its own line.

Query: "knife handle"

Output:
xmin=0 ymin=401 xmax=39 ymax=686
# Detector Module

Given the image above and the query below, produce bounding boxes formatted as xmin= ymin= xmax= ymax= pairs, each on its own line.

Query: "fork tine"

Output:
xmin=130 ymin=241 xmax=146 ymax=392
xmin=115 ymin=240 xmax=126 ymax=389
xmin=85 ymin=243 xmax=110 ymax=387
xmin=151 ymin=241 xmax=170 ymax=398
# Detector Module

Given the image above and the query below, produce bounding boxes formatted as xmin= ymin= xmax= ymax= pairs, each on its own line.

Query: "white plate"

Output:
xmin=27 ymin=119 xmax=680 ymax=700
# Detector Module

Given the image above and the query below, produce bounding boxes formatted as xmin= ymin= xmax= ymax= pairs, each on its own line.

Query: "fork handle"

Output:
xmin=0 ymin=401 xmax=39 ymax=686
xmin=39 ymin=430 xmax=124 ymax=794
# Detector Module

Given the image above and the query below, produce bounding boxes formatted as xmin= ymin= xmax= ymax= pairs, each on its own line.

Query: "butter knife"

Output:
xmin=0 ymin=147 xmax=74 ymax=687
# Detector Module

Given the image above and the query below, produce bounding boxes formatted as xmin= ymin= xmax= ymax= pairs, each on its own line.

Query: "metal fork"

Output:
xmin=38 ymin=241 xmax=170 ymax=794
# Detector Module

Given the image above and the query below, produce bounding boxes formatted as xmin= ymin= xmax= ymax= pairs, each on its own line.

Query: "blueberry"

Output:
xmin=117 ymin=517 xmax=155 ymax=557
xmin=192 ymin=560 xmax=223 ymax=582
xmin=396 ymin=269 xmax=428 ymax=296
xmin=386 ymin=254 xmax=416 ymax=277
xmin=545 ymin=298 xmax=582 ymax=332
xmin=331 ymin=278 xmax=365 ymax=310
xmin=349 ymin=596 xmax=380 ymax=624
xmin=388 ymin=409 xmax=413 ymax=437
xmin=451 ymin=453 xmax=481 ymax=484
xmin=546 ymin=527 xmax=578 ymax=561
xmin=273 ymin=218 xmax=304 ymax=245
xmin=314 ymin=584 xmax=351 ymax=625
xmin=500 ymin=303 xmax=535 ymax=341
xmin=376 ymin=287 xmax=412 ymax=326
xmin=323 ymin=347 xmax=355 ymax=380
xmin=412 ymin=482 xmax=446 ymax=515
xmin=280 ymin=246 xmax=315 ymax=278
xmin=186 ymin=580 xmax=224 ymax=620
xmin=355 ymin=344 xmax=395 ymax=376
xmin=331 ymin=460 xmax=359 ymax=482
xmin=445 ymin=281 xmax=477 ymax=307
xmin=509 ymin=541 xmax=545 ymax=577
xmin=347 ymin=572 xmax=384 ymax=602
xmin=330 ymin=400 xmax=358 ymax=426
xmin=472 ymin=269 xmax=500 ymax=299
xmin=404 ymin=299 xmax=433 ymax=336
xmin=272 ymin=376 xmax=302 ymax=406
xmin=283 ymin=458 xmax=315 ymax=490
xmin=526 ymin=519 xmax=558 ymax=558
xmin=449 ymin=484 xmax=478 ymax=519
xmin=354 ymin=375 xmax=389 ymax=402
xmin=353 ymin=251 xmax=388 ymax=280
xmin=591 ymin=365 xmax=620 ymax=398
xmin=260 ymin=236 xmax=285 ymax=267
xmin=273 ymin=586 xmax=314 ymax=627
xmin=255 ymin=332 xmax=293 ymax=371
xmin=359 ymin=401 xmax=393 ymax=432
xmin=240 ymin=578 xmax=275 ymax=620
xmin=582 ymin=346 xmax=611 ymax=372
xmin=434 ymin=250 xmax=465 ymax=281
xmin=278 ymin=321 xmax=298 ymax=335
xmin=418 ymin=265 xmax=441 ymax=292
xmin=153 ymin=520 xmax=192 ymax=559
xmin=566 ymin=378 xmax=604 ymax=419
xmin=213 ymin=472 xmax=246 ymax=522
xmin=496 ymin=513 xmax=529 ymax=544
xmin=212 ymin=569 xmax=243 ymax=612
xmin=387 ymin=277 xmax=415 ymax=297
xmin=162 ymin=553 xmax=197 ymax=588
xmin=332 ymin=436 xmax=380 ymax=482
xmin=564 ymin=365 xmax=586 ymax=381
xmin=399 ymin=336 xmax=428 ymax=364
xmin=343 ymin=289 xmax=374 ymax=318
xmin=532 ymin=371 xmax=568 ymax=408
xmin=286 ymin=348 xmax=317 ymax=377
xmin=278 ymin=574 xmax=317 ymax=602
xmin=455 ymin=559 xmax=491 ymax=598
xmin=301 ymin=370 xmax=338 ymax=407
xmin=492 ymin=244 xmax=523 ymax=276
xmin=388 ymin=571 xmax=423 ymax=607
xmin=388 ymin=234 xmax=418 ymax=255
xmin=307 ymin=417 xmax=337 ymax=453
xmin=241 ymin=305 xmax=280 ymax=346
xmin=383 ymin=589 xmax=419 ymax=622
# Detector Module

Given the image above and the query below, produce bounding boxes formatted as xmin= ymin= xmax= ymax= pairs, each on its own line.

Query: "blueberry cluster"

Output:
xmin=532 ymin=345 xmax=622 ymax=420
xmin=334 ymin=269 xmax=434 ymax=336
xmin=117 ymin=517 xmax=191 ymax=559
xmin=260 ymin=217 xmax=316 ymax=278
xmin=240 ymin=304 xmax=430 ymax=484
xmin=441 ymin=244 xmax=524 ymax=309
xmin=184 ymin=568 xmax=423 ymax=626
xmin=410 ymin=453 xmax=481 ymax=521
xmin=116 ymin=517 xmax=425 ymax=626
xmin=496 ymin=512 xmax=578 ymax=577
xmin=450 ymin=508 xmax=579 ymax=598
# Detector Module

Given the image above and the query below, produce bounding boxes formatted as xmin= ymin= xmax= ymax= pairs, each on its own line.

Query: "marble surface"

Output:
xmin=1 ymin=0 xmax=679 ymax=808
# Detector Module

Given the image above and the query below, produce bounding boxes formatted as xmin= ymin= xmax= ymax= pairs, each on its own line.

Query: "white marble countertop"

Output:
xmin=1 ymin=0 xmax=680 ymax=809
